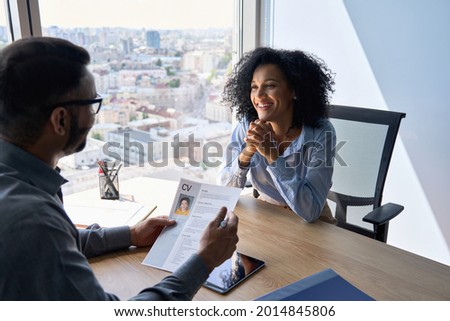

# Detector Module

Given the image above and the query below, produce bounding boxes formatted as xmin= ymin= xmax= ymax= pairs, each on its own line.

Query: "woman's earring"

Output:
xmin=293 ymin=96 xmax=297 ymax=100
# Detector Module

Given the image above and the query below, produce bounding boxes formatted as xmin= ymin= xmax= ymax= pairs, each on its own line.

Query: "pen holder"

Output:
xmin=99 ymin=169 xmax=119 ymax=200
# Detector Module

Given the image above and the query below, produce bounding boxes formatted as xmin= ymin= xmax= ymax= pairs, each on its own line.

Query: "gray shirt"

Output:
xmin=0 ymin=140 xmax=208 ymax=300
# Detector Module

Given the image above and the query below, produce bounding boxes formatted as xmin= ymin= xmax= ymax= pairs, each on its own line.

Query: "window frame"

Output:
xmin=6 ymin=0 xmax=273 ymax=57
xmin=4 ymin=0 xmax=276 ymax=186
xmin=4 ymin=0 xmax=41 ymax=41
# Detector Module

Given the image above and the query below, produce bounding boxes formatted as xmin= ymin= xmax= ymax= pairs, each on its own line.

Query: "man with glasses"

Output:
xmin=0 ymin=37 xmax=238 ymax=300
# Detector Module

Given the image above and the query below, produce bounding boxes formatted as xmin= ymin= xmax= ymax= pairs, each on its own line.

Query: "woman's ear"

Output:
xmin=49 ymin=107 xmax=69 ymax=136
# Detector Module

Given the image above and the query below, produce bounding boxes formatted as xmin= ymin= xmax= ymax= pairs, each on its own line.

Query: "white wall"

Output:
xmin=270 ymin=0 xmax=450 ymax=265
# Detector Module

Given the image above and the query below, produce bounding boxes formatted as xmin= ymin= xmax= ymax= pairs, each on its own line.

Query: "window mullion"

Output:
xmin=7 ymin=0 xmax=42 ymax=40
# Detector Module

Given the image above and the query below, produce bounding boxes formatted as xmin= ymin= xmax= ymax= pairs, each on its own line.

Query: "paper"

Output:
xmin=64 ymin=198 xmax=156 ymax=228
xmin=142 ymin=178 xmax=241 ymax=272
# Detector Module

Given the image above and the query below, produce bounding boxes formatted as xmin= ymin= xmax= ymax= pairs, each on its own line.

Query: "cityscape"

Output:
xmin=40 ymin=26 xmax=235 ymax=194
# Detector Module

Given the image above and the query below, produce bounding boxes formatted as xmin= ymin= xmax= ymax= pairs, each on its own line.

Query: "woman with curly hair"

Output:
xmin=218 ymin=47 xmax=336 ymax=223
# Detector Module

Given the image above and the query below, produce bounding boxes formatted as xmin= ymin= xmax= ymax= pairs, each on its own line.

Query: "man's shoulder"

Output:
xmin=0 ymin=175 xmax=69 ymax=232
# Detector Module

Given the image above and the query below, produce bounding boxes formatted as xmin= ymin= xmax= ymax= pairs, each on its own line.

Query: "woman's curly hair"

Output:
xmin=222 ymin=47 xmax=335 ymax=128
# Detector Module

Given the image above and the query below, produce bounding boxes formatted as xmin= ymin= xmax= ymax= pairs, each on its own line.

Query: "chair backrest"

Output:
xmin=327 ymin=104 xmax=406 ymax=240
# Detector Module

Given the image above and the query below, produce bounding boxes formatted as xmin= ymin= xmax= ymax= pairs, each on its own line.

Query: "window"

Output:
xmin=36 ymin=0 xmax=236 ymax=194
xmin=0 ymin=0 xmax=10 ymax=46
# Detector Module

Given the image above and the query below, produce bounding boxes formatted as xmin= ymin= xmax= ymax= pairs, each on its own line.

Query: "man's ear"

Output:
xmin=49 ymin=107 xmax=69 ymax=136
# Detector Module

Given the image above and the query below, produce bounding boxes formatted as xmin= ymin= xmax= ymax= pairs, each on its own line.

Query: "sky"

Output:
xmin=37 ymin=0 xmax=234 ymax=29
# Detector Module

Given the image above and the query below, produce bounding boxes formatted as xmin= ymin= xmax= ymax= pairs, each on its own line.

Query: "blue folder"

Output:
xmin=255 ymin=268 xmax=374 ymax=301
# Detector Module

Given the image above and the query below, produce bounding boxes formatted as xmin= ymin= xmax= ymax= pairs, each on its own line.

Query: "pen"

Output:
xmin=98 ymin=161 xmax=119 ymax=197
xmin=220 ymin=217 xmax=228 ymax=228
xmin=138 ymin=206 xmax=158 ymax=223
xmin=110 ymin=163 xmax=122 ymax=182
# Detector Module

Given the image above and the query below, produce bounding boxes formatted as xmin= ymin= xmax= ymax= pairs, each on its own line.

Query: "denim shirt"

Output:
xmin=218 ymin=119 xmax=336 ymax=222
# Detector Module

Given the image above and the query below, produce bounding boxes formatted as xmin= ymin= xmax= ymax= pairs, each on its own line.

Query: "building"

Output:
xmin=205 ymin=99 xmax=232 ymax=123
xmin=97 ymin=105 xmax=130 ymax=126
xmin=146 ymin=30 xmax=160 ymax=49
xmin=106 ymin=128 xmax=171 ymax=166
xmin=90 ymin=123 xmax=122 ymax=141
xmin=182 ymin=50 xmax=221 ymax=74
xmin=58 ymin=138 xmax=107 ymax=169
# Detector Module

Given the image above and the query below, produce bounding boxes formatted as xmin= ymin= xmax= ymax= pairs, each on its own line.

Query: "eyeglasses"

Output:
xmin=46 ymin=93 xmax=103 ymax=114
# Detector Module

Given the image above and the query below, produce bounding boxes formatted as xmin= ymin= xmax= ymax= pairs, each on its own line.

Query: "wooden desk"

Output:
xmin=66 ymin=177 xmax=450 ymax=300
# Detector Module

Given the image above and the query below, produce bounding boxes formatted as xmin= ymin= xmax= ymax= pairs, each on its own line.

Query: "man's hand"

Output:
xmin=197 ymin=207 xmax=239 ymax=273
xmin=130 ymin=216 xmax=176 ymax=247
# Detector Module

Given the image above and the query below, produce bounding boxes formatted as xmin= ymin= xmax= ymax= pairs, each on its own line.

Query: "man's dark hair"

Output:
xmin=0 ymin=36 xmax=91 ymax=145
xmin=222 ymin=47 xmax=335 ymax=128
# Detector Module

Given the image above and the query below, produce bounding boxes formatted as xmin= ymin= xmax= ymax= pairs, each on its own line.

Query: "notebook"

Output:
xmin=64 ymin=198 xmax=156 ymax=228
xmin=255 ymin=268 xmax=374 ymax=301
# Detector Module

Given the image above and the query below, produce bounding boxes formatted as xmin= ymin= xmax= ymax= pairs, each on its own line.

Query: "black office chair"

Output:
xmin=326 ymin=104 xmax=406 ymax=242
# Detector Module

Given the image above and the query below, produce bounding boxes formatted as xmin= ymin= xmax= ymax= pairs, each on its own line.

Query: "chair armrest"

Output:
xmin=362 ymin=203 xmax=404 ymax=226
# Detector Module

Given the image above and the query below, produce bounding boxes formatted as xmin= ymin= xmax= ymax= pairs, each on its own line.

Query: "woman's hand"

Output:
xmin=243 ymin=120 xmax=279 ymax=164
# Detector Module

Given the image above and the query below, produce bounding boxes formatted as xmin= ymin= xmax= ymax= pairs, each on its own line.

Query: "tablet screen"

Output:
xmin=203 ymin=252 xmax=265 ymax=294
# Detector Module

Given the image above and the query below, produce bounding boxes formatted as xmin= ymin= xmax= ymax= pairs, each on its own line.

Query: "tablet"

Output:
xmin=203 ymin=252 xmax=265 ymax=294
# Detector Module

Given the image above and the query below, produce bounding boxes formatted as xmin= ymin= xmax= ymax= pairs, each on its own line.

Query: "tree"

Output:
xmin=168 ymin=78 xmax=180 ymax=88
xmin=91 ymin=132 xmax=103 ymax=141
xmin=165 ymin=66 xmax=175 ymax=76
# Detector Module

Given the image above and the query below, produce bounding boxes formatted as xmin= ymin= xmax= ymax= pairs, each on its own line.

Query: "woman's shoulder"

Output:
xmin=235 ymin=117 xmax=251 ymax=130
xmin=319 ymin=118 xmax=334 ymax=130
xmin=301 ymin=119 xmax=335 ymax=142
xmin=305 ymin=118 xmax=334 ymax=132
